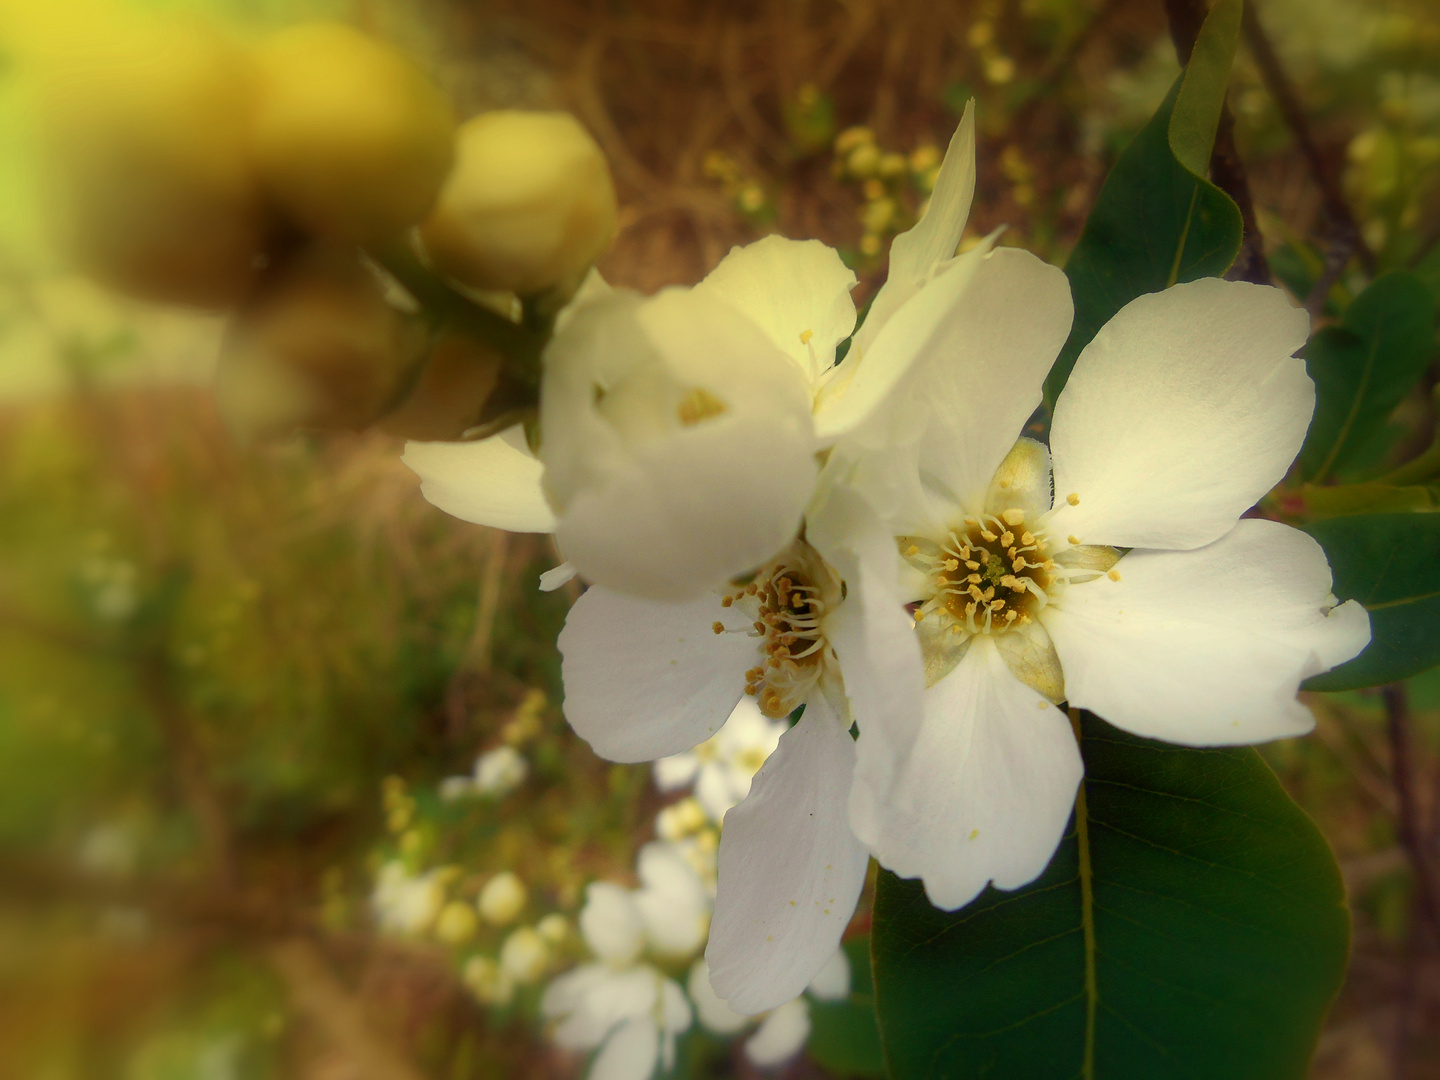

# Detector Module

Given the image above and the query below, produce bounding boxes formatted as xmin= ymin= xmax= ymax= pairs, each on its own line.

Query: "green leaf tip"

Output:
xmin=1168 ymin=0 xmax=1243 ymax=177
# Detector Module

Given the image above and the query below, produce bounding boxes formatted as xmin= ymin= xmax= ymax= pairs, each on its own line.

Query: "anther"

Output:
xmin=799 ymin=328 xmax=814 ymax=344
xmin=980 ymin=529 xmax=998 ymax=542
xmin=1002 ymin=509 xmax=1025 ymax=526
xmin=1108 ymin=569 xmax=1122 ymax=582
xmin=1066 ymin=492 xmax=1080 ymax=506
xmin=906 ymin=545 xmax=919 ymax=556
xmin=721 ymin=596 xmax=733 ymax=608
xmin=712 ymin=621 xmax=724 ymax=634
xmin=1001 ymin=531 xmax=1014 ymax=546
xmin=965 ymin=560 xmax=980 ymax=571
xmin=1021 ymin=532 xmax=1034 ymax=545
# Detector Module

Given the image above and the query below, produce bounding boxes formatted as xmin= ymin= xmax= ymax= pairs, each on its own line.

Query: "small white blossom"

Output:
xmin=372 ymin=862 xmax=446 ymax=937
xmin=434 ymin=900 xmax=478 ymax=945
xmin=473 ymin=745 xmax=528 ymax=797
xmin=463 ymin=954 xmax=515 ymax=1007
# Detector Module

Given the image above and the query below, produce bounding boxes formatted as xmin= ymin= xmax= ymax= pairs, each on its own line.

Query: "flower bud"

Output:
xmin=216 ymin=246 xmax=422 ymax=437
xmin=434 ymin=900 xmax=478 ymax=945
xmin=418 ymin=111 xmax=617 ymax=297
xmin=540 ymin=287 xmax=818 ymax=599
xmin=499 ymin=926 xmax=549 ymax=984
xmin=462 ymin=955 xmax=514 ymax=1007
xmin=477 ymin=871 xmax=526 ymax=926
xmin=33 ymin=15 xmax=265 ymax=307
xmin=250 ymin=22 xmax=455 ymax=243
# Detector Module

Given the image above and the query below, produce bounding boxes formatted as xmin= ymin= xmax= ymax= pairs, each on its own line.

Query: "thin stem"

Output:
xmin=1383 ymin=684 xmax=1440 ymax=934
xmin=1241 ymin=0 xmax=1376 ymax=275
xmin=369 ymin=242 xmax=547 ymax=389
xmin=1069 ymin=708 xmax=1098 ymax=1080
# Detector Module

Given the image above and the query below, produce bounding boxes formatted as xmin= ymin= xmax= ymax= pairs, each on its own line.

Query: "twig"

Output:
xmin=1383 ymin=684 xmax=1440 ymax=933
xmin=1162 ymin=0 xmax=1271 ymax=285
xmin=1241 ymin=0 xmax=1376 ymax=276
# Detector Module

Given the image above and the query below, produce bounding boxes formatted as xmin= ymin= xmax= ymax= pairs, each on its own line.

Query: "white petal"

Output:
xmin=659 ymin=977 xmax=693 ymax=1037
xmin=814 ymin=240 xmax=988 ymax=443
xmin=634 ymin=842 xmax=711 ymax=960
xmin=403 ymin=425 xmax=555 ymax=533
xmin=540 ymin=562 xmax=578 ymax=591
xmin=1048 ymin=279 xmax=1313 ymax=550
xmin=554 ymin=410 xmax=815 ymax=599
xmin=559 ymin=586 xmax=754 ymax=762
xmin=579 ymin=882 xmax=646 ymax=966
xmin=706 ymin=695 xmax=871 ymax=1014
xmin=687 ymin=959 xmax=752 ymax=1035
xmin=806 ymin=948 xmax=851 ymax=1001
xmin=865 ymin=635 xmax=1083 ymax=911
xmin=1044 ymin=518 xmax=1371 ymax=745
xmin=590 ymin=1017 xmax=659 ymax=1080
xmin=851 ymin=103 xmax=976 ymax=356
xmin=744 ymin=999 xmax=811 ymax=1067
xmin=697 ymin=235 xmax=857 ymax=384
xmin=806 ymin=482 xmax=926 ymax=849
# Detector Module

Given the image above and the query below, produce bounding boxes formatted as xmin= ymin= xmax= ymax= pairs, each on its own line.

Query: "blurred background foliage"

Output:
xmin=0 ymin=0 xmax=1437 ymax=1077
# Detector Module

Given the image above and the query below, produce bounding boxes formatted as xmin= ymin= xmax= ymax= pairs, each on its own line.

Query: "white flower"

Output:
xmin=556 ymin=108 xmax=1000 ymax=1012
xmin=543 ymin=856 xmax=705 ymax=1080
xmin=541 ymin=964 xmax=691 ymax=1080
xmin=477 ymin=871 xmax=527 ymax=925
xmin=473 ymin=745 xmax=529 ymax=797
xmin=434 ymin=900 xmax=478 ymax=945
xmin=372 ymin=862 xmax=446 ymax=936
xmin=653 ymin=698 xmax=786 ymax=823
xmin=404 ymin=105 xmax=989 ymax=604
xmin=835 ymin=275 xmax=1371 ymax=910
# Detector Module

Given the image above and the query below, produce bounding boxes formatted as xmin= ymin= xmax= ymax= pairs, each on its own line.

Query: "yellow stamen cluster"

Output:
xmin=911 ymin=508 xmax=1056 ymax=635
xmin=719 ymin=545 xmax=835 ymax=719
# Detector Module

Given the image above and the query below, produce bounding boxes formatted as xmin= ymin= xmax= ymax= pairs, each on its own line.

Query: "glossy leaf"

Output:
xmin=1297 ymin=271 xmax=1437 ymax=483
xmin=1044 ymin=2 xmax=1242 ymax=406
xmin=1303 ymin=512 xmax=1440 ymax=690
xmin=872 ymin=715 xmax=1348 ymax=1080
xmin=807 ymin=936 xmax=885 ymax=1078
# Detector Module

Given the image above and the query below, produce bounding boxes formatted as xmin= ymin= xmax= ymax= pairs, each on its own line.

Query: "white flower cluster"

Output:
xmin=405 ymin=101 xmax=1372 ymax=1013
xmin=539 ymin=707 xmax=846 ymax=1080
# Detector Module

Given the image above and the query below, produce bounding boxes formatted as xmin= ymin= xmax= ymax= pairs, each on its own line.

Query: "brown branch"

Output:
xmin=1383 ymin=684 xmax=1440 ymax=934
xmin=1241 ymin=0 xmax=1376 ymax=276
xmin=1162 ymin=0 xmax=1270 ymax=285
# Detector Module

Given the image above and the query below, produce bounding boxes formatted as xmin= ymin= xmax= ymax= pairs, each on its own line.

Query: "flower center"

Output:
xmin=716 ymin=540 xmax=838 ymax=718
xmin=907 ymin=508 xmax=1056 ymax=635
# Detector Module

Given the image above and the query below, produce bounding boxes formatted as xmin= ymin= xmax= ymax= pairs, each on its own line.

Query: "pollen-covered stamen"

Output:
xmin=719 ymin=540 xmax=840 ymax=719
xmin=906 ymin=508 xmax=1059 ymax=635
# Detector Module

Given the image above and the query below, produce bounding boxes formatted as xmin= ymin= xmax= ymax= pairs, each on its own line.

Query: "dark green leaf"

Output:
xmin=1044 ymin=6 xmax=1242 ymax=406
xmin=1297 ymin=271 xmax=1437 ymax=483
xmin=807 ymin=935 xmax=885 ymax=1078
xmin=872 ymin=715 xmax=1348 ymax=1080
xmin=1303 ymin=512 xmax=1440 ymax=690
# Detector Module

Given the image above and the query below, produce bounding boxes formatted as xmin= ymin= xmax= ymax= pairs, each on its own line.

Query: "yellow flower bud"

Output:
xmin=33 ymin=15 xmax=265 ymax=307
xmin=418 ymin=111 xmax=618 ymax=297
xmin=216 ymin=245 xmax=422 ymax=437
xmin=434 ymin=900 xmax=479 ymax=945
xmin=250 ymin=22 xmax=455 ymax=243
xmin=477 ymin=871 xmax=526 ymax=926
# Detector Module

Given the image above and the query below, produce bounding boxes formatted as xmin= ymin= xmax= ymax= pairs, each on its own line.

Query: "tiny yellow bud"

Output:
xmin=499 ymin=926 xmax=549 ymax=984
xmin=477 ymin=871 xmax=526 ymax=926
xmin=433 ymin=900 xmax=478 ymax=945
xmin=419 ymin=111 xmax=617 ymax=297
